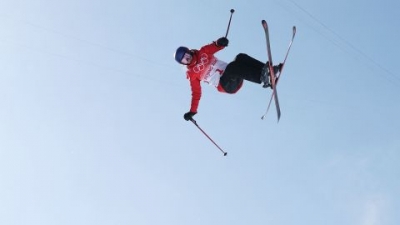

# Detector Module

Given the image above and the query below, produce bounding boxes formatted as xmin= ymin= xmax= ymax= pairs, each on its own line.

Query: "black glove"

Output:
xmin=183 ymin=111 xmax=197 ymax=121
xmin=216 ymin=37 xmax=229 ymax=47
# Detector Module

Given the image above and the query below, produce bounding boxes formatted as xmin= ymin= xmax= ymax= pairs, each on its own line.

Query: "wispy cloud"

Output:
xmin=362 ymin=197 xmax=385 ymax=225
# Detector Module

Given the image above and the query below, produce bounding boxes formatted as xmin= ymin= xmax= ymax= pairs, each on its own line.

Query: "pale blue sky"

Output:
xmin=0 ymin=0 xmax=399 ymax=225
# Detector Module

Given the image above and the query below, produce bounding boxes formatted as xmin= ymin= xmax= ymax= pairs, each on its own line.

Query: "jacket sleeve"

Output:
xmin=202 ymin=41 xmax=225 ymax=55
xmin=189 ymin=76 xmax=201 ymax=113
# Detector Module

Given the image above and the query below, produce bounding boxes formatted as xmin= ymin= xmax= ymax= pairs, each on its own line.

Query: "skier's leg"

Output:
xmin=226 ymin=53 xmax=264 ymax=84
xmin=235 ymin=53 xmax=264 ymax=69
xmin=219 ymin=70 xmax=243 ymax=93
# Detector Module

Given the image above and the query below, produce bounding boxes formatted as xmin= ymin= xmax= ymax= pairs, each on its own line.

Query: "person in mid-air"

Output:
xmin=174 ymin=37 xmax=282 ymax=121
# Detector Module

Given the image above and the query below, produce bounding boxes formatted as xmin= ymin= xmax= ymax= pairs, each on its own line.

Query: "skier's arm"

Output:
xmin=201 ymin=37 xmax=228 ymax=55
xmin=189 ymin=77 xmax=201 ymax=113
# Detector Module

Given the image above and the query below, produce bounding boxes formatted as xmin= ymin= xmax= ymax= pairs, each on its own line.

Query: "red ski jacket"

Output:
xmin=185 ymin=41 xmax=226 ymax=113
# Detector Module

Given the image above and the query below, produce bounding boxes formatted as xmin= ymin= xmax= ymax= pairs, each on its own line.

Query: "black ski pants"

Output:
xmin=219 ymin=53 xmax=264 ymax=93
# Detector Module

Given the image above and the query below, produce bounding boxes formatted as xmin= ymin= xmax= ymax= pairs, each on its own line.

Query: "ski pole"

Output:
xmin=190 ymin=119 xmax=228 ymax=156
xmin=225 ymin=9 xmax=235 ymax=38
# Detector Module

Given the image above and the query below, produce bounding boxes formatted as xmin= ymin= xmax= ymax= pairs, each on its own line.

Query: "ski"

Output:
xmin=261 ymin=20 xmax=280 ymax=120
xmin=261 ymin=21 xmax=297 ymax=121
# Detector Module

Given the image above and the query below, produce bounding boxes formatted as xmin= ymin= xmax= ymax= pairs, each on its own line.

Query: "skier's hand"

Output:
xmin=216 ymin=37 xmax=229 ymax=47
xmin=183 ymin=111 xmax=197 ymax=121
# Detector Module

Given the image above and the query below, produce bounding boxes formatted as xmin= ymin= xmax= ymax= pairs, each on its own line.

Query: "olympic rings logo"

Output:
xmin=193 ymin=53 xmax=209 ymax=73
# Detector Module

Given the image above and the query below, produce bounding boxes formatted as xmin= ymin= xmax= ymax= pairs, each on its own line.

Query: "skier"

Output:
xmin=174 ymin=37 xmax=282 ymax=121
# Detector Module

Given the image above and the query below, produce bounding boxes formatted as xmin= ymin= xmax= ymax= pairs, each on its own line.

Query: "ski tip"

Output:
xmin=223 ymin=152 xmax=228 ymax=156
xmin=261 ymin=20 xmax=267 ymax=29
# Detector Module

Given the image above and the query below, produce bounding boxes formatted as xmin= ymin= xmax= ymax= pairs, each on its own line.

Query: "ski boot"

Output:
xmin=261 ymin=62 xmax=283 ymax=88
